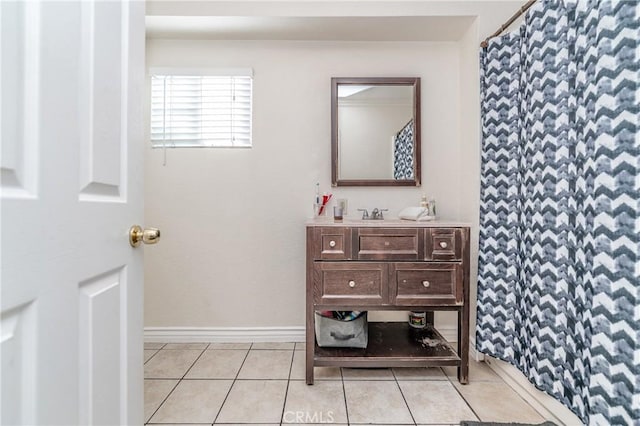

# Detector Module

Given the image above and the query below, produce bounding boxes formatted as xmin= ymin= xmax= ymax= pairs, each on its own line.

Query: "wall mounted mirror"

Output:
xmin=331 ymin=77 xmax=421 ymax=187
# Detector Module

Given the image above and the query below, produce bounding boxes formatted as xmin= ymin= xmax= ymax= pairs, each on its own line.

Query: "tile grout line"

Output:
xmin=143 ymin=348 xmax=161 ymax=365
xmin=212 ymin=343 xmax=253 ymax=424
xmin=144 ymin=379 xmax=181 ymax=425
xmin=279 ymin=348 xmax=296 ymax=424
xmin=392 ymin=369 xmax=418 ymax=426
xmin=340 ymin=368 xmax=350 ymax=426
xmin=484 ymin=360 xmax=555 ymax=423
xmin=180 ymin=344 xmax=210 ymax=380
xmin=145 ymin=344 xmax=207 ymax=424
xmin=450 ymin=361 xmax=551 ymax=422
xmin=445 ymin=367 xmax=482 ymax=422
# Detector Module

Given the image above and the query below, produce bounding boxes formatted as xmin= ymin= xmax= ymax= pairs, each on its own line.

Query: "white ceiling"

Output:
xmin=146 ymin=15 xmax=476 ymax=41
xmin=145 ymin=1 xmax=527 ymax=42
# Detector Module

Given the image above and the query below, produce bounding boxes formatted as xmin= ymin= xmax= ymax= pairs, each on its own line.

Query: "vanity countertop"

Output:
xmin=306 ymin=217 xmax=471 ymax=228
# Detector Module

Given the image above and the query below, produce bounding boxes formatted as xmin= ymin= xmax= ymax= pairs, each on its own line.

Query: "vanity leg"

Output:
xmin=306 ymin=316 xmax=315 ymax=385
xmin=458 ymin=227 xmax=470 ymax=384
xmin=458 ymin=308 xmax=469 ymax=384
xmin=305 ymin=312 xmax=315 ymax=384
xmin=305 ymin=227 xmax=315 ymax=385
xmin=306 ymin=353 xmax=314 ymax=384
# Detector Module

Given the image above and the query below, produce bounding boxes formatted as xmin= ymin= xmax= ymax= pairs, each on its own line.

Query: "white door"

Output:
xmin=1 ymin=1 xmax=146 ymax=424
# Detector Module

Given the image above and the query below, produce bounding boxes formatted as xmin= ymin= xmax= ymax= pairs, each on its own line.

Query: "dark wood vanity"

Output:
xmin=305 ymin=219 xmax=470 ymax=384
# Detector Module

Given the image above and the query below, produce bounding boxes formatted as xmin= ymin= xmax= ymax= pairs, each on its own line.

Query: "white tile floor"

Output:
xmin=144 ymin=342 xmax=553 ymax=425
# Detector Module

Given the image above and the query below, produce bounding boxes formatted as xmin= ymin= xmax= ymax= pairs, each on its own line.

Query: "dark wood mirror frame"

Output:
xmin=331 ymin=77 xmax=421 ymax=187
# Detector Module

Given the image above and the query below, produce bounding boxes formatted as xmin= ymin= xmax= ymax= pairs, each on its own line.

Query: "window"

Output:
xmin=150 ymin=69 xmax=252 ymax=148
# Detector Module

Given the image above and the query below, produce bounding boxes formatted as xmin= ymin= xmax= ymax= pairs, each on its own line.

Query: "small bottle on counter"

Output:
xmin=420 ymin=195 xmax=428 ymax=209
xmin=333 ymin=205 xmax=343 ymax=221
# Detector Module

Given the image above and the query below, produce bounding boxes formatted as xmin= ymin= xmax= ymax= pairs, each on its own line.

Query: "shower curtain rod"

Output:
xmin=480 ymin=0 xmax=537 ymax=48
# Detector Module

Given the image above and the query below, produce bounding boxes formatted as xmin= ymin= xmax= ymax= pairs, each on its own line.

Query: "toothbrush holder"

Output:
xmin=313 ymin=203 xmax=327 ymax=217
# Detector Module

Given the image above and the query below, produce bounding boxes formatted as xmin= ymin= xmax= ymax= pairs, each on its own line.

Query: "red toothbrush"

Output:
xmin=318 ymin=194 xmax=332 ymax=215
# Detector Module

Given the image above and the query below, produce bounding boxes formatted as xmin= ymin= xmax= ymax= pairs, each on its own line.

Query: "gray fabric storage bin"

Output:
xmin=314 ymin=312 xmax=368 ymax=349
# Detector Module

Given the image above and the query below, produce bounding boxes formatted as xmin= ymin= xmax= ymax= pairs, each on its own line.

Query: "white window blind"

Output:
xmin=150 ymin=72 xmax=252 ymax=148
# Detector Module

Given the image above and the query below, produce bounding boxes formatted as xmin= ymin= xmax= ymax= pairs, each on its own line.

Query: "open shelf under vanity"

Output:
xmin=314 ymin=322 xmax=460 ymax=368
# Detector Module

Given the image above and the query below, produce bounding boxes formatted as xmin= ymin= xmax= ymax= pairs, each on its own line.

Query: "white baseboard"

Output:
xmin=468 ymin=336 xmax=579 ymax=425
xmin=145 ymin=323 xmax=459 ymax=344
xmin=468 ymin=336 xmax=485 ymax=362
xmin=144 ymin=326 xmax=305 ymax=343
xmin=437 ymin=325 xmax=457 ymax=343
xmin=483 ymin=356 xmax=582 ymax=426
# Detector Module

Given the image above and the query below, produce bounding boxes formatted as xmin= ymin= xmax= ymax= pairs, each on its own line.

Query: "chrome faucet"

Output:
xmin=357 ymin=208 xmax=388 ymax=220
xmin=370 ymin=208 xmax=388 ymax=220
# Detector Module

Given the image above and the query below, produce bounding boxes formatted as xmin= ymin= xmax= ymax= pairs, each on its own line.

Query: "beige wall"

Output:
xmin=144 ymin=40 xmax=463 ymax=328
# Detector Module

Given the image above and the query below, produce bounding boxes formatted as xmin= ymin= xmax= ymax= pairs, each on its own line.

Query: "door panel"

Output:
xmin=78 ymin=267 xmax=125 ymax=426
xmin=0 ymin=0 xmax=39 ymax=199
xmin=1 ymin=1 xmax=145 ymax=424
xmin=79 ymin=0 xmax=126 ymax=201
xmin=1 ymin=302 xmax=37 ymax=425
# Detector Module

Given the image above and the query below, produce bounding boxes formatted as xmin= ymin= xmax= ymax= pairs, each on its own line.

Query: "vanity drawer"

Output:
xmin=425 ymin=228 xmax=462 ymax=261
xmin=391 ymin=263 xmax=462 ymax=306
xmin=315 ymin=227 xmax=351 ymax=260
xmin=313 ymin=262 xmax=388 ymax=306
xmin=355 ymin=228 xmax=422 ymax=261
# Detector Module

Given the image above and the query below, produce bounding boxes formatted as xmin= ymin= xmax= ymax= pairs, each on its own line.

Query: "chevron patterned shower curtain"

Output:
xmin=393 ymin=120 xmax=415 ymax=180
xmin=476 ymin=1 xmax=638 ymax=424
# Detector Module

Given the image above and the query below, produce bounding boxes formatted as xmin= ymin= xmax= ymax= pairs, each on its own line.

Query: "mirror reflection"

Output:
xmin=331 ymin=78 xmax=420 ymax=186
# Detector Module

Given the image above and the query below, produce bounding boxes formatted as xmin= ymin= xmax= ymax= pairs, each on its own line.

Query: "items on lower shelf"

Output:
xmin=314 ymin=311 xmax=368 ymax=349
xmin=314 ymin=322 xmax=460 ymax=363
xmin=317 ymin=310 xmax=363 ymax=321
xmin=408 ymin=311 xmax=427 ymax=328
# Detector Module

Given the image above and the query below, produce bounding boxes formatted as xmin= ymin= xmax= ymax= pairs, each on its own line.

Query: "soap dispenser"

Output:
xmin=420 ymin=195 xmax=428 ymax=209
xmin=428 ymin=198 xmax=436 ymax=217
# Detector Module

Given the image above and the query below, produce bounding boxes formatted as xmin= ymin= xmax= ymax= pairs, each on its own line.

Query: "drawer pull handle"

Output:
xmin=422 ymin=280 xmax=431 ymax=288
xmin=348 ymin=280 xmax=356 ymax=288
xmin=329 ymin=240 xmax=336 ymax=248
xmin=439 ymin=241 xmax=448 ymax=248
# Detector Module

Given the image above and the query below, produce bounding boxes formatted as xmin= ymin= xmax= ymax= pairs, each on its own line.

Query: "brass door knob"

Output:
xmin=129 ymin=225 xmax=161 ymax=247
